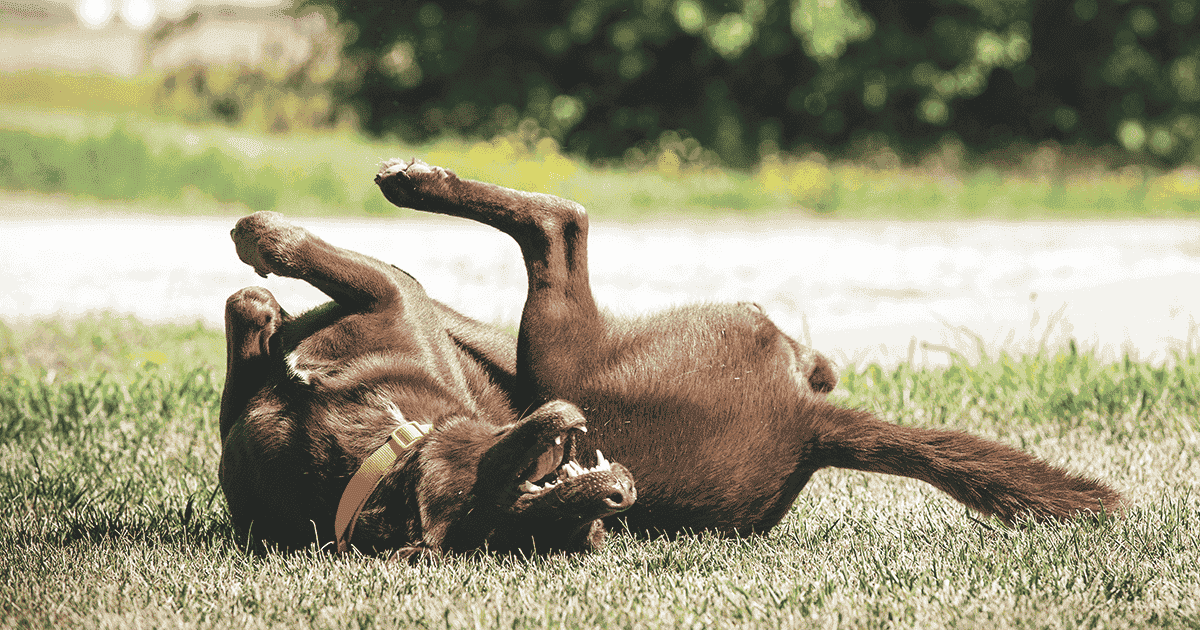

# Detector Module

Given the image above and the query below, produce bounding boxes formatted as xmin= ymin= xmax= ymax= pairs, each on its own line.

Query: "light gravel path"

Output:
xmin=3 ymin=198 xmax=1200 ymax=367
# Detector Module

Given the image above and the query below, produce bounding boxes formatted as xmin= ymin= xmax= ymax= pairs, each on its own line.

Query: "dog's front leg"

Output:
xmin=231 ymin=211 xmax=404 ymax=310
xmin=376 ymin=160 xmax=604 ymax=407
xmin=220 ymin=286 xmax=285 ymax=441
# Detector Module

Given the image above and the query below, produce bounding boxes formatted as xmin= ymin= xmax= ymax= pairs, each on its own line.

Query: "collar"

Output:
xmin=335 ymin=419 xmax=431 ymax=553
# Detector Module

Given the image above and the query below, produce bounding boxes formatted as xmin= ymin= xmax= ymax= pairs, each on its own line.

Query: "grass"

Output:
xmin=0 ymin=71 xmax=159 ymax=117
xmin=2 ymin=70 xmax=1198 ymax=626
xmin=2 ymin=73 xmax=1199 ymax=219
xmin=0 ymin=102 xmax=773 ymax=220
xmin=2 ymin=313 xmax=1198 ymax=628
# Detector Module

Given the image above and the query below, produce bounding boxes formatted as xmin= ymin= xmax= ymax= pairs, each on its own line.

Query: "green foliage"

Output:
xmin=0 ymin=125 xmax=365 ymax=213
xmin=302 ymin=0 xmax=1200 ymax=167
xmin=3 ymin=108 xmax=1199 ymax=219
xmin=0 ymin=71 xmax=158 ymax=115
xmin=149 ymin=12 xmax=360 ymax=133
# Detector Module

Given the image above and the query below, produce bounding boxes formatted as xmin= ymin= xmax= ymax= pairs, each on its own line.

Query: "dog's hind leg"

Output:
xmin=375 ymin=159 xmax=602 ymax=408
xmin=220 ymin=286 xmax=286 ymax=441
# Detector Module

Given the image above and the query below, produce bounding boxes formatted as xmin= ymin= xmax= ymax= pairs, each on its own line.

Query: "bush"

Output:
xmin=300 ymin=0 xmax=1200 ymax=167
xmin=149 ymin=11 xmax=360 ymax=133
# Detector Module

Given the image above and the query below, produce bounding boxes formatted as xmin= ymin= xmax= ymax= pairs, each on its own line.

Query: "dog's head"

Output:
xmin=350 ymin=400 xmax=635 ymax=558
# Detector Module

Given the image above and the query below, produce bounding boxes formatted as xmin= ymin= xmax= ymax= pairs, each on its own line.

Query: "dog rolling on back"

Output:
xmin=218 ymin=160 xmax=1120 ymax=557
xmin=220 ymin=214 xmax=634 ymax=559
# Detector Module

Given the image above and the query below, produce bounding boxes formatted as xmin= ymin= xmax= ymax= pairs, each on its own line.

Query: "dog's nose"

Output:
xmin=603 ymin=480 xmax=636 ymax=511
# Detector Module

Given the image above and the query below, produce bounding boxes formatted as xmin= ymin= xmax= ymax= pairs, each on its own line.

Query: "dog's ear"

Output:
xmin=409 ymin=411 xmax=567 ymax=551
xmin=344 ymin=432 xmax=481 ymax=557
xmin=408 ymin=417 xmax=502 ymax=552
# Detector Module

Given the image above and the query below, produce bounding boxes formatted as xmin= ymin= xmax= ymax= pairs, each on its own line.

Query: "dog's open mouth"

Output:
xmin=513 ymin=427 xmax=627 ymax=507
xmin=519 ymin=452 xmax=615 ymax=494
xmin=515 ymin=427 xmax=593 ymax=494
xmin=496 ymin=401 xmax=636 ymax=519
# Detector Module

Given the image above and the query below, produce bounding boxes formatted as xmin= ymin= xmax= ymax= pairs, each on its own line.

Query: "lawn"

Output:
xmin=2 ymin=92 xmax=1199 ymax=221
xmin=2 ymin=313 xmax=1198 ymax=628
xmin=2 ymin=71 xmax=1199 ymax=627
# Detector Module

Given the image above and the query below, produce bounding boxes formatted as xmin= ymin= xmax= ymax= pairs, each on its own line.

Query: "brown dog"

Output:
xmin=220 ymin=215 xmax=635 ymax=558
xmin=219 ymin=159 xmax=1121 ymax=557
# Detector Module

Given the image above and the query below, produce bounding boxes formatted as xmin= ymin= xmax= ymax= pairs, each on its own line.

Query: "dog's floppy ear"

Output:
xmin=404 ymin=407 xmax=582 ymax=553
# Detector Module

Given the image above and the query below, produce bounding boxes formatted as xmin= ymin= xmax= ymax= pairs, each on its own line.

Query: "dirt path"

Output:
xmin=3 ymin=200 xmax=1199 ymax=367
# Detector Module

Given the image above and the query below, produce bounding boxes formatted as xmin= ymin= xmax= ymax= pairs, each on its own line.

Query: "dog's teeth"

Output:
xmin=596 ymin=450 xmax=610 ymax=471
xmin=554 ymin=435 xmax=563 ymax=446
xmin=519 ymin=481 xmax=540 ymax=493
xmin=557 ymin=459 xmax=607 ymax=480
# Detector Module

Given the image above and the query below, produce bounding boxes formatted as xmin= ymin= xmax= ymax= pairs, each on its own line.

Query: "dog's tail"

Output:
xmin=808 ymin=402 xmax=1121 ymax=523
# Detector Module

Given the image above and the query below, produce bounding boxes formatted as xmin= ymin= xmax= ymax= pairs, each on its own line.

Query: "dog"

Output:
xmin=219 ymin=159 xmax=1121 ymax=558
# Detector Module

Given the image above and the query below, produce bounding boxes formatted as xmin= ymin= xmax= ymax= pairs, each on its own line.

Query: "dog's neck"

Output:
xmin=335 ymin=420 xmax=431 ymax=553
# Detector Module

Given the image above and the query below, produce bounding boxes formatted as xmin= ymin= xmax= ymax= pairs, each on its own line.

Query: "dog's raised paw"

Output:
xmin=375 ymin=158 xmax=410 ymax=181
xmin=374 ymin=158 xmax=455 ymax=211
xmin=231 ymin=211 xmax=307 ymax=278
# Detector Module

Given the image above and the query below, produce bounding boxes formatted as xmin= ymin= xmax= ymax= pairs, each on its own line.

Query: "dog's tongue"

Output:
xmin=531 ymin=439 xmax=565 ymax=481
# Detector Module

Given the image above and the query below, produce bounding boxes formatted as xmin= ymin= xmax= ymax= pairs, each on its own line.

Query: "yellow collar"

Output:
xmin=335 ymin=419 xmax=431 ymax=553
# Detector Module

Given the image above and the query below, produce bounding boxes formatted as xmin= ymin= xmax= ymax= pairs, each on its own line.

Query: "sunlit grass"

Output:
xmin=757 ymin=155 xmax=1200 ymax=219
xmin=3 ymin=98 xmax=1200 ymax=220
xmin=0 ymin=313 xmax=224 ymax=379
xmin=0 ymin=70 xmax=159 ymax=116
xmin=0 ymin=104 xmax=767 ymax=219
xmin=1 ymin=313 xmax=1198 ymax=627
xmin=839 ymin=343 xmax=1200 ymax=436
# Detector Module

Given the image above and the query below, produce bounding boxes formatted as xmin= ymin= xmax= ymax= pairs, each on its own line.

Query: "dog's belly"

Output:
xmin=569 ymin=368 xmax=822 ymax=534
xmin=524 ymin=304 xmax=823 ymax=534
xmin=580 ymin=414 xmax=820 ymax=535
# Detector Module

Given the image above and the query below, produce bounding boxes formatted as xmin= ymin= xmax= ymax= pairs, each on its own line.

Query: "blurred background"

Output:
xmin=2 ymin=0 xmax=1199 ymax=217
xmin=2 ymin=0 xmax=1199 ymax=368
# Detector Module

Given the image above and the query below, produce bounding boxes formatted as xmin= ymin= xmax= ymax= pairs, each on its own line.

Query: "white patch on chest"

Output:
xmin=381 ymin=400 xmax=406 ymax=424
xmin=285 ymin=351 xmax=317 ymax=385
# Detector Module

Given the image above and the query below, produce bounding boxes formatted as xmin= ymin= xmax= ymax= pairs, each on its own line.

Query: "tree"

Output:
xmin=301 ymin=0 xmax=1200 ymax=166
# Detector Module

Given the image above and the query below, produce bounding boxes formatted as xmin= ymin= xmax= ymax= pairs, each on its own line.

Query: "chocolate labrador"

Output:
xmin=218 ymin=159 xmax=1121 ymax=558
